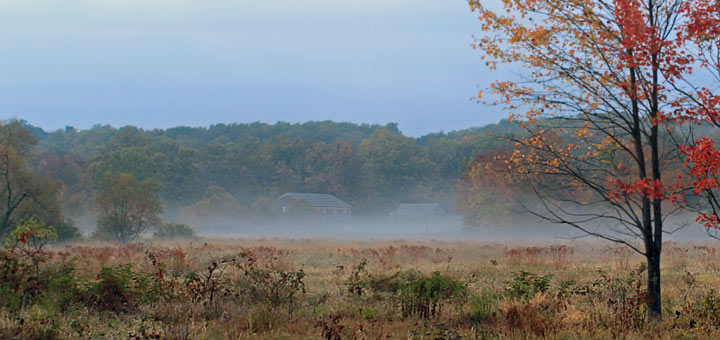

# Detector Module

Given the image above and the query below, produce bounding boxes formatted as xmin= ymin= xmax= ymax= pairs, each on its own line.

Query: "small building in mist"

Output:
xmin=274 ymin=192 xmax=351 ymax=218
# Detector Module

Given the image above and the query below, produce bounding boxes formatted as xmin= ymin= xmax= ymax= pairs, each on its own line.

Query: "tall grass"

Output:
xmin=1 ymin=238 xmax=720 ymax=339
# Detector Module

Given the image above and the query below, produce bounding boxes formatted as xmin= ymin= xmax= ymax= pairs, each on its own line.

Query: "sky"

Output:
xmin=0 ymin=0 xmax=506 ymax=136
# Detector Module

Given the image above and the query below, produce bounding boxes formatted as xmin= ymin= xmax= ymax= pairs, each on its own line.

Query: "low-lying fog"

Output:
xmin=176 ymin=216 xmax=714 ymax=242
xmin=71 ymin=212 xmax=716 ymax=242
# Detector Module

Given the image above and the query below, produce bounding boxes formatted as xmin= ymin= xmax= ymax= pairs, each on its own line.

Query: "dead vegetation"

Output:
xmin=1 ymin=238 xmax=720 ymax=339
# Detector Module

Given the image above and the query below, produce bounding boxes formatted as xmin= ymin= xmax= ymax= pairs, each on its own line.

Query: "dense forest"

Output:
xmin=19 ymin=119 xmax=524 ymax=233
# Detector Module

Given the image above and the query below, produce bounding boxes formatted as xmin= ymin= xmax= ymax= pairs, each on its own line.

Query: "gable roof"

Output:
xmin=274 ymin=193 xmax=351 ymax=209
xmin=391 ymin=203 xmax=447 ymax=217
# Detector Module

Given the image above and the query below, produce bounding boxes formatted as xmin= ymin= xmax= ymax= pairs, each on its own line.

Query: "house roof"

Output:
xmin=274 ymin=193 xmax=352 ymax=209
xmin=391 ymin=203 xmax=447 ymax=217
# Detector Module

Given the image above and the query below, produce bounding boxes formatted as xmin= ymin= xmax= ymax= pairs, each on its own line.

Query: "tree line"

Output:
xmin=12 ymin=119 xmax=522 ymax=233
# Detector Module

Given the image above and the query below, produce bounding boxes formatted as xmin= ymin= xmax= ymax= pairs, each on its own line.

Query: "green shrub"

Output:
xmin=3 ymin=218 xmax=57 ymax=275
xmin=0 ymin=219 xmax=65 ymax=313
xmin=557 ymin=279 xmax=577 ymax=298
xmin=702 ymin=289 xmax=720 ymax=323
xmin=141 ymin=251 xmax=177 ymax=304
xmin=359 ymin=270 xmax=467 ymax=319
xmin=0 ymin=307 xmax=62 ymax=340
xmin=591 ymin=264 xmax=647 ymax=330
xmin=35 ymin=260 xmax=82 ymax=313
xmin=506 ymin=270 xmax=552 ymax=300
xmin=55 ymin=219 xmax=82 ymax=242
xmin=238 ymin=264 xmax=306 ymax=308
xmin=0 ymin=250 xmax=28 ymax=312
xmin=184 ymin=256 xmax=237 ymax=306
xmin=397 ymin=271 xmax=467 ymax=319
xmin=366 ymin=271 xmax=401 ymax=296
xmin=154 ymin=223 xmax=198 ymax=240
xmin=83 ymin=265 xmax=138 ymax=313
xmin=83 ymin=254 xmax=178 ymax=313
xmin=345 ymin=259 xmax=368 ymax=296
xmin=467 ymin=290 xmax=498 ymax=325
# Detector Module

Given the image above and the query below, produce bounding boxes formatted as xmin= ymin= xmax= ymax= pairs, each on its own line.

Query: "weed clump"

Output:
xmin=236 ymin=257 xmax=306 ymax=308
xmin=359 ymin=269 xmax=467 ymax=319
xmin=397 ymin=271 xmax=467 ymax=319
xmin=506 ymin=270 xmax=553 ymax=300
xmin=84 ymin=265 xmax=138 ymax=313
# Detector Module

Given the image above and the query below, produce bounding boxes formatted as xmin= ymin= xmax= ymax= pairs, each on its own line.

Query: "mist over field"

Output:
xmin=15 ymin=116 xmax=711 ymax=243
xmin=17 ymin=118 xmax=704 ymax=242
xmin=182 ymin=216 xmax=712 ymax=241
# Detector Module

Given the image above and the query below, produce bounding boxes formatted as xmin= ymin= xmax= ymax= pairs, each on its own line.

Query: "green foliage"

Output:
xmin=183 ymin=256 xmax=236 ymax=306
xmin=154 ymin=223 xmax=197 ymax=240
xmin=138 ymin=251 xmax=177 ymax=304
xmin=358 ymin=129 xmax=439 ymax=212
xmin=3 ymin=218 xmax=58 ymax=277
xmin=506 ymin=271 xmax=553 ymax=300
xmin=345 ymin=259 xmax=368 ymax=296
xmin=0 ymin=244 xmax=81 ymax=314
xmin=192 ymin=185 xmax=248 ymax=218
xmin=0 ymin=250 xmax=27 ymax=311
xmin=182 ymin=253 xmax=307 ymax=311
xmin=233 ymin=253 xmax=307 ymax=309
xmin=238 ymin=264 xmax=306 ymax=308
xmin=591 ymin=264 xmax=648 ymax=330
xmin=557 ymin=279 xmax=578 ymax=298
xmin=94 ymin=173 xmax=163 ymax=244
xmin=35 ymin=260 xmax=82 ymax=313
xmin=81 ymin=252 xmax=178 ymax=313
xmin=467 ymin=290 xmax=499 ymax=325
xmin=29 ymin=119 xmax=525 ymax=218
xmin=361 ymin=269 xmax=467 ymax=319
xmin=0 ymin=307 xmax=63 ymax=340
xmin=697 ymin=289 xmax=720 ymax=326
xmin=83 ymin=265 xmax=138 ymax=313
xmin=3 ymin=217 xmax=58 ymax=250
xmin=0 ymin=120 xmax=71 ymax=238
xmin=54 ymin=219 xmax=82 ymax=242
xmin=396 ymin=271 xmax=467 ymax=319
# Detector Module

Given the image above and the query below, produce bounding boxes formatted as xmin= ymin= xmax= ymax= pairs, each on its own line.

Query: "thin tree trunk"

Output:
xmin=648 ymin=0 xmax=663 ymax=320
xmin=646 ymin=250 xmax=662 ymax=320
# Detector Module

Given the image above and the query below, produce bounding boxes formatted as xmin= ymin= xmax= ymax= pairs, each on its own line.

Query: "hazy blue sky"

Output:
xmin=0 ymin=0 xmax=505 ymax=136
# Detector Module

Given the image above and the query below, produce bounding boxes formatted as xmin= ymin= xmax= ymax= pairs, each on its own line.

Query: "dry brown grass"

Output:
xmin=2 ymin=238 xmax=720 ymax=339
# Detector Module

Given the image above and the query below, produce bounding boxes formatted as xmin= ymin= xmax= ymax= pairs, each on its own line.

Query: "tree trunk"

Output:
xmin=646 ymin=250 xmax=662 ymax=321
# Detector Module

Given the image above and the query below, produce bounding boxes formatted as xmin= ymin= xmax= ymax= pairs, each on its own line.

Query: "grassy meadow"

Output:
xmin=2 ymin=237 xmax=720 ymax=339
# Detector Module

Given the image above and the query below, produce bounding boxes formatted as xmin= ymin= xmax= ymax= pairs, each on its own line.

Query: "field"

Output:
xmin=2 ymin=237 xmax=720 ymax=339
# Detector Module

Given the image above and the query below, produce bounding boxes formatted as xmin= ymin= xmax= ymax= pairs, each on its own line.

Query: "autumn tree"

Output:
xmin=470 ymin=0 xmax=695 ymax=320
xmin=94 ymin=173 xmax=162 ymax=244
xmin=457 ymin=146 xmax=530 ymax=226
xmin=670 ymin=0 xmax=720 ymax=232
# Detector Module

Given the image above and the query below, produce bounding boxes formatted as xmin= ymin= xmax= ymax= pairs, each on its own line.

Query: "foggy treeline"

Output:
xmin=7 ymin=117 xmax=716 ymax=240
xmin=23 ymin=119 xmax=521 ymax=233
